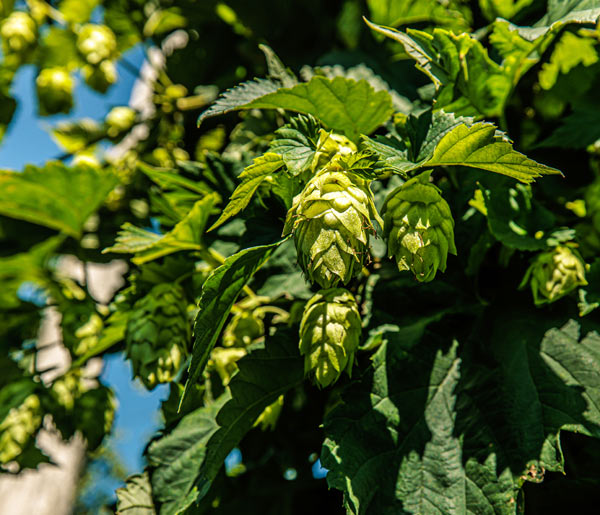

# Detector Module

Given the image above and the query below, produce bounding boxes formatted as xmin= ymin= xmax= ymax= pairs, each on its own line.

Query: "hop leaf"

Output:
xmin=126 ymin=283 xmax=190 ymax=389
xmin=77 ymin=24 xmax=117 ymax=65
xmin=36 ymin=67 xmax=74 ymax=116
xmin=382 ymin=170 xmax=457 ymax=282
xmin=299 ymin=288 xmax=361 ymax=388
xmin=520 ymin=245 xmax=588 ymax=305
xmin=283 ymin=161 xmax=382 ymax=288
xmin=0 ymin=394 xmax=42 ymax=464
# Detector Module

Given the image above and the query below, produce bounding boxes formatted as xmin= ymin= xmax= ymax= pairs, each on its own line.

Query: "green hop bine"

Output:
xmin=0 ymin=11 xmax=36 ymax=56
xmin=283 ymin=164 xmax=381 ymax=288
xmin=382 ymin=170 xmax=457 ymax=282
xmin=77 ymin=23 xmax=117 ymax=65
xmin=0 ymin=394 xmax=42 ymax=464
xmin=299 ymin=288 xmax=361 ymax=388
xmin=36 ymin=67 xmax=74 ymax=116
xmin=520 ymin=245 xmax=588 ymax=306
xmin=126 ymin=283 xmax=190 ymax=389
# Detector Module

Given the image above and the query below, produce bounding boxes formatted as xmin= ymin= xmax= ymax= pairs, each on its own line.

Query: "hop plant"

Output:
xmin=208 ymin=347 xmax=247 ymax=386
xmin=299 ymin=288 xmax=361 ymax=388
xmin=36 ymin=67 xmax=74 ymax=116
xmin=382 ymin=170 xmax=457 ymax=282
xmin=126 ymin=283 xmax=190 ymax=389
xmin=106 ymin=106 xmax=136 ymax=137
xmin=0 ymin=394 xmax=42 ymax=464
xmin=254 ymin=395 xmax=284 ymax=431
xmin=82 ymin=60 xmax=117 ymax=93
xmin=0 ymin=11 xmax=36 ymax=56
xmin=585 ymin=179 xmax=600 ymax=233
xmin=77 ymin=24 xmax=117 ymax=65
xmin=73 ymin=313 xmax=103 ymax=356
xmin=520 ymin=245 xmax=588 ymax=305
xmin=283 ymin=164 xmax=381 ymax=288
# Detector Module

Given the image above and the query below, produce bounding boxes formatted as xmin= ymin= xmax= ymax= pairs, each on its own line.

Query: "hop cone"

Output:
xmin=0 ymin=394 xmax=42 ymax=464
xmin=83 ymin=60 xmax=117 ymax=93
xmin=106 ymin=106 xmax=136 ymax=137
xmin=36 ymin=67 xmax=74 ymax=115
xmin=299 ymin=288 xmax=361 ymax=388
xmin=1 ymin=11 xmax=36 ymax=55
xmin=77 ymin=24 xmax=117 ymax=65
xmin=382 ymin=170 xmax=457 ymax=282
xmin=126 ymin=283 xmax=189 ymax=389
xmin=520 ymin=245 xmax=588 ymax=305
xmin=283 ymin=166 xmax=381 ymax=288
xmin=311 ymin=129 xmax=357 ymax=172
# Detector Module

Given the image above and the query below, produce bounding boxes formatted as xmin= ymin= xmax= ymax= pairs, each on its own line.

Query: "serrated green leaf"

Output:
xmin=362 ymin=134 xmax=419 ymax=174
xmin=198 ymin=78 xmax=281 ymax=126
xmin=104 ymin=194 xmax=218 ymax=264
xmin=526 ymin=0 xmax=600 ymax=40
xmin=208 ymin=153 xmax=284 ymax=232
xmin=195 ymin=330 xmax=304 ymax=499
xmin=181 ymin=240 xmax=285 ymax=406
xmin=116 ymin=472 xmax=156 ymax=515
xmin=479 ymin=0 xmax=535 ymax=21
xmin=425 ymin=122 xmax=561 ymax=183
xmin=269 ymin=115 xmax=320 ymax=175
xmin=147 ymin=397 xmax=226 ymax=515
xmin=258 ymin=44 xmax=298 ymax=88
xmin=201 ymin=76 xmax=394 ymax=140
xmin=365 ymin=20 xmax=511 ymax=118
xmin=367 ymin=0 xmax=470 ymax=31
xmin=51 ymin=118 xmax=106 ymax=154
xmin=0 ymin=162 xmax=118 ymax=237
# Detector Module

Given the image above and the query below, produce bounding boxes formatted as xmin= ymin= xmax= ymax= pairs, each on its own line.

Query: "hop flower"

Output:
xmin=0 ymin=11 xmax=36 ymax=55
xmin=106 ymin=106 xmax=136 ymax=137
xmin=283 ymin=165 xmax=381 ymax=288
xmin=82 ymin=60 xmax=117 ymax=93
xmin=77 ymin=24 xmax=117 ymax=65
xmin=520 ymin=245 xmax=588 ymax=305
xmin=0 ymin=394 xmax=42 ymax=464
xmin=126 ymin=283 xmax=190 ymax=389
xmin=382 ymin=170 xmax=457 ymax=282
xmin=36 ymin=67 xmax=74 ymax=116
xmin=311 ymin=129 xmax=357 ymax=172
xmin=299 ymin=288 xmax=361 ymax=388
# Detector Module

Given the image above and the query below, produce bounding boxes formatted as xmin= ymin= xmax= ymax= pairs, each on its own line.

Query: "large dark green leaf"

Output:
xmin=149 ymin=331 xmax=304 ymax=514
xmin=200 ymin=76 xmax=394 ymax=140
xmin=0 ymin=162 xmax=118 ymax=238
xmin=181 ymin=240 xmax=285 ymax=405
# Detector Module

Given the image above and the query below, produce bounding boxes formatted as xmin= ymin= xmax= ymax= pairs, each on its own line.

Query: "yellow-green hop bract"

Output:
xmin=382 ymin=170 xmax=457 ymax=282
xmin=1 ymin=11 xmax=36 ymax=55
xmin=311 ymin=129 xmax=357 ymax=172
xmin=0 ymin=394 xmax=42 ymax=464
xmin=36 ymin=67 xmax=74 ymax=116
xmin=208 ymin=347 xmax=247 ymax=386
xmin=520 ymin=245 xmax=588 ymax=305
xmin=284 ymin=165 xmax=381 ymax=288
xmin=77 ymin=24 xmax=117 ymax=65
xmin=299 ymin=288 xmax=361 ymax=388
xmin=126 ymin=283 xmax=189 ymax=389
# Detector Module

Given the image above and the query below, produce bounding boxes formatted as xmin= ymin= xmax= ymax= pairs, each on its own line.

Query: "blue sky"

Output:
xmin=0 ymin=45 xmax=169 ymax=495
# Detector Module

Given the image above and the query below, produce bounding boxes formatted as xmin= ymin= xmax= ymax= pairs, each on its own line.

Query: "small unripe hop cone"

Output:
xmin=0 ymin=394 xmax=42 ymax=464
xmin=382 ymin=170 xmax=457 ymax=282
xmin=284 ymin=165 xmax=381 ymax=288
xmin=299 ymin=288 xmax=361 ymax=388
xmin=520 ymin=245 xmax=588 ymax=305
